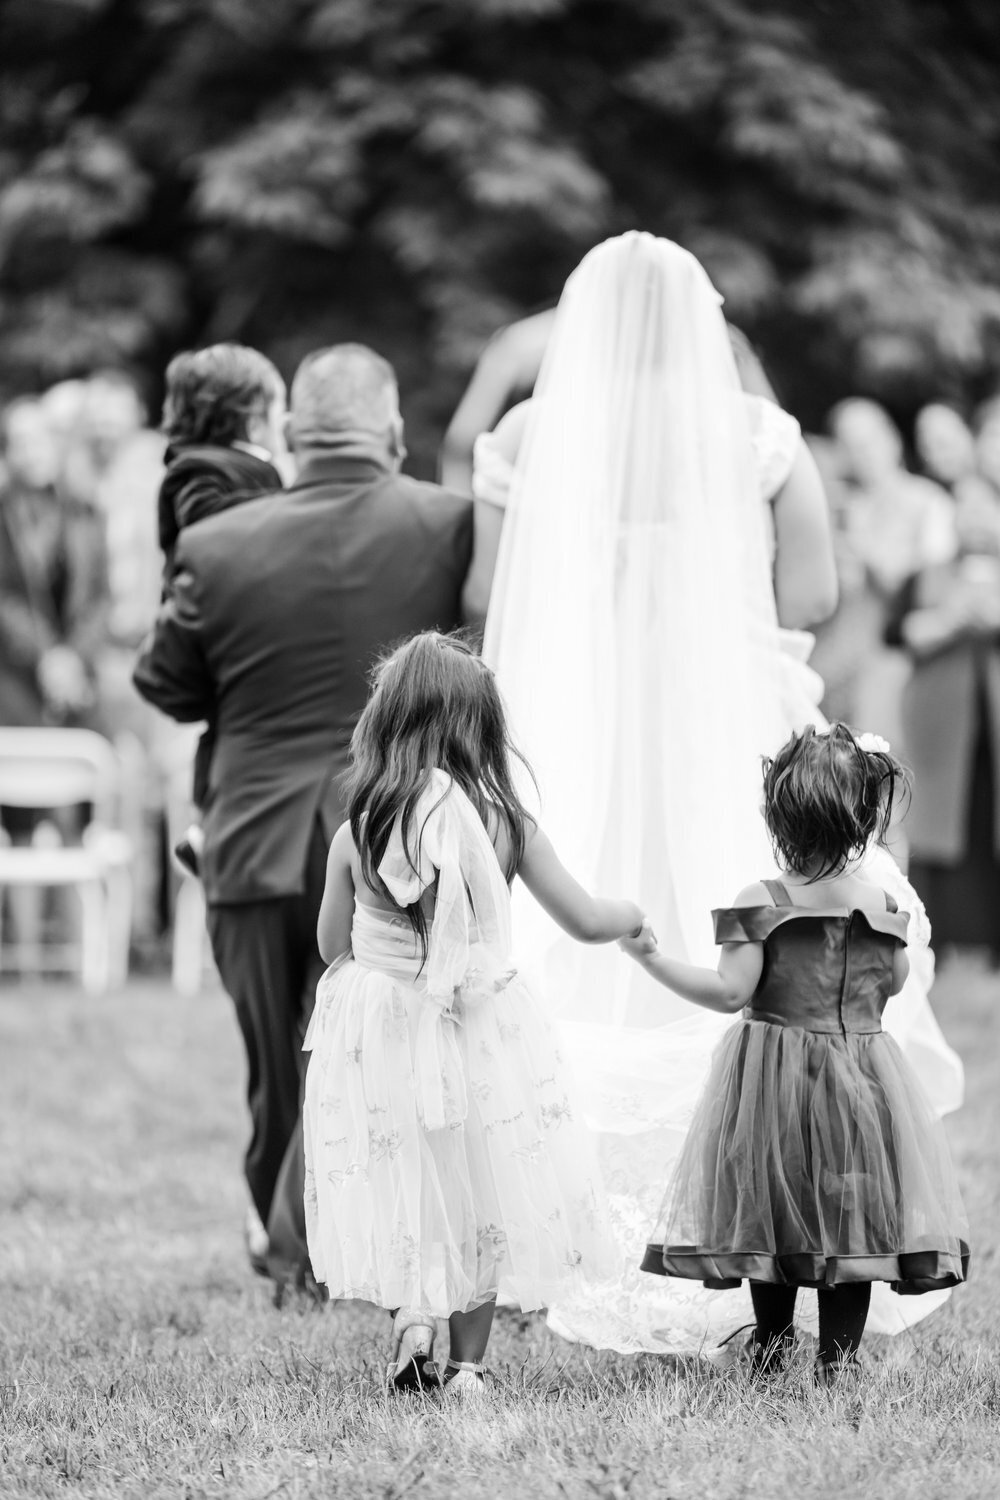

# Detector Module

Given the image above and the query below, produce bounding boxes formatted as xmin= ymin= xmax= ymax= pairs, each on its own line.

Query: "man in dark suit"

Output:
xmin=134 ymin=344 xmax=474 ymax=1287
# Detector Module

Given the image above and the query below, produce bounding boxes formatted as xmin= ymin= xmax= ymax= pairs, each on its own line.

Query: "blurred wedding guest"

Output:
xmin=40 ymin=379 xmax=90 ymax=456
xmin=891 ymin=483 xmax=1000 ymax=956
xmin=914 ymin=402 xmax=977 ymax=496
xmin=55 ymin=371 xmax=169 ymax=957
xmin=134 ymin=344 xmax=475 ymax=1289
xmin=825 ymin=398 xmax=954 ymax=745
xmin=973 ymin=395 xmax=1000 ymax=499
xmin=0 ymin=398 xmax=108 ymax=730
xmin=802 ymin=436 xmax=863 ymax=725
xmin=73 ymin=371 xmax=164 ymax=652
xmin=0 ymin=397 xmax=109 ymax=965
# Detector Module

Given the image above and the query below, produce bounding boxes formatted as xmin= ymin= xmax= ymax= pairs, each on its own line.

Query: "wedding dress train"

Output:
xmin=476 ymin=232 xmax=963 ymax=1353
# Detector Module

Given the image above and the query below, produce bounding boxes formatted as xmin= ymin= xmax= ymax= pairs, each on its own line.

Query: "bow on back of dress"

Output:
xmin=376 ymin=768 xmax=517 ymax=1128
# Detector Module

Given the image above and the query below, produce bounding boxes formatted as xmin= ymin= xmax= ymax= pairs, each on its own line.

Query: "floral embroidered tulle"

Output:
xmin=302 ymin=770 xmax=616 ymax=1317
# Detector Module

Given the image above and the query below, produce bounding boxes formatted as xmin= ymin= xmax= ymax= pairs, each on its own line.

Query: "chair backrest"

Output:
xmin=0 ymin=728 xmax=121 ymax=827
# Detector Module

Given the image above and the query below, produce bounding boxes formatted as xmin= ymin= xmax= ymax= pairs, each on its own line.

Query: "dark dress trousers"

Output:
xmin=134 ymin=451 xmax=473 ymax=1279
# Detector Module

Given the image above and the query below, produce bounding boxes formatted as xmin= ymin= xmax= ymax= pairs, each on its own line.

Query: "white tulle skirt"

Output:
xmin=303 ymin=916 xmax=616 ymax=1318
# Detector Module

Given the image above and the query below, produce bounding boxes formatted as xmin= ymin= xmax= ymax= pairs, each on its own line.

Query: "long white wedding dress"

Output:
xmin=476 ymin=232 xmax=964 ymax=1354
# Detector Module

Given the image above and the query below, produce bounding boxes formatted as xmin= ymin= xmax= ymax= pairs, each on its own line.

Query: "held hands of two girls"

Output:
xmin=617 ymin=900 xmax=763 ymax=1014
xmin=619 ymin=916 xmax=659 ymax=958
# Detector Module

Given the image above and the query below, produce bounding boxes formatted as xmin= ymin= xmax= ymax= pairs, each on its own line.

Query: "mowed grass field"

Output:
xmin=1 ymin=958 xmax=998 ymax=1500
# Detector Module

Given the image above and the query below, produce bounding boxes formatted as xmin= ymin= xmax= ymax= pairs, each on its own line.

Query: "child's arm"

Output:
xmin=317 ymin=822 xmax=356 ymax=964
xmin=518 ymin=823 xmax=644 ymax=943
xmin=620 ymin=923 xmax=763 ymax=1013
xmin=890 ymin=945 xmax=910 ymax=996
xmin=618 ymin=883 xmax=768 ymax=1014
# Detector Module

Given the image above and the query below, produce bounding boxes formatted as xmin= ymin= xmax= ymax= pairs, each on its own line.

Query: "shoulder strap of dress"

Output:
xmin=762 ymin=878 xmax=792 ymax=906
xmin=884 ymin=892 xmax=898 ymax=913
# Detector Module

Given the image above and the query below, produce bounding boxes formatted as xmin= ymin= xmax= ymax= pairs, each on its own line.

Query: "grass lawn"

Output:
xmin=1 ymin=957 xmax=998 ymax=1499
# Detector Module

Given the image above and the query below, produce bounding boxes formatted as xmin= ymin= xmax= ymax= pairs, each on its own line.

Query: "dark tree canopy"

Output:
xmin=2 ymin=0 xmax=1000 ymax=473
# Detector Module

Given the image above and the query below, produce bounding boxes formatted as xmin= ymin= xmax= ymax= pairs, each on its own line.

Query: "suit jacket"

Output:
xmin=0 ymin=483 xmax=109 ymax=726
xmin=133 ymin=452 xmax=473 ymax=903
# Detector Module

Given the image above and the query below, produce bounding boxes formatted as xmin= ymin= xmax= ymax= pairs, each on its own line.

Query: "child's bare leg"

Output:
xmin=447 ymin=1298 xmax=496 ymax=1366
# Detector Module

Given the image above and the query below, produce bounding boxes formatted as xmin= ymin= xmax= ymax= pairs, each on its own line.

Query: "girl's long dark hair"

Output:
xmin=345 ymin=632 xmax=536 ymax=954
xmin=761 ymin=723 xmax=909 ymax=879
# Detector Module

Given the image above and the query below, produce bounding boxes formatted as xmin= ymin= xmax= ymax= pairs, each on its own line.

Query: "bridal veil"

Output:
xmin=481 ymin=232 xmax=962 ymax=1349
xmin=484 ymin=231 xmax=787 ymax=1024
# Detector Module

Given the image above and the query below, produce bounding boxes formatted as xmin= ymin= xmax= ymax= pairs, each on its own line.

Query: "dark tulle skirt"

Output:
xmin=642 ymin=1018 xmax=969 ymax=1293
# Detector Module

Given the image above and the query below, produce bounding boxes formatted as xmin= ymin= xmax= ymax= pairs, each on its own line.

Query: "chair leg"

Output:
xmin=7 ymin=882 xmax=45 ymax=981
xmin=106 ymin=868 xmax=133 ymax=989
xmin=79 ymin=880 xmax=110 ymax=995
xmin=172 ymin=877 xmax=206 ymax=996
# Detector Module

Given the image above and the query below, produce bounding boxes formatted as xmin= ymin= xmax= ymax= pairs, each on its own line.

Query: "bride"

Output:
xmin=469 ymin=231 xmax=964 ymax=1354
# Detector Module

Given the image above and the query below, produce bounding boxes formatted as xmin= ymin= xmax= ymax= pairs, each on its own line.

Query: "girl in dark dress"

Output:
xmin=620 ymin=725 xmax=968 ymax=1381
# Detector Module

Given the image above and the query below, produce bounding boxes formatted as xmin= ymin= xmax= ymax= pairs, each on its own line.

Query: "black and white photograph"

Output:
xmin=0 ymin=2 xmax=997 ymax=1496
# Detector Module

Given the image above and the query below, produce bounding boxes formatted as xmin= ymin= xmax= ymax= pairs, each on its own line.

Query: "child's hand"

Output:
xmin=618 ymin=917 xmax=659 ymax=960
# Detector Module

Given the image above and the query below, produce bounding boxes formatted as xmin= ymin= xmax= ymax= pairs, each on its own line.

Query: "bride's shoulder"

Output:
xmin=472 ymin=400 xmax=536 ymax=507
xmin=743 ymin=393 xmax=802 ymax=503
xmin=491 ymin=399 xmax=534 ymax=461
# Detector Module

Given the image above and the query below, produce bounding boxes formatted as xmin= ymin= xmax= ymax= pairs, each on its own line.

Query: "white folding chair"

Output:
xmin=0 ymin=729 xmax=133 ymax=993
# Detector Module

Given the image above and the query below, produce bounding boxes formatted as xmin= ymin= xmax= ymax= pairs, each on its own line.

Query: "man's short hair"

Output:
xmin=289 ymin=344 xmax=398 ymax=443
xmin=162 ymin=344 xmax=285 ymax=448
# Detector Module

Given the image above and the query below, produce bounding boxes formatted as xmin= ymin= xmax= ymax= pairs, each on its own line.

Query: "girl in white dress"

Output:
xmin=303 ymin=631 xmax=643 ymax=1393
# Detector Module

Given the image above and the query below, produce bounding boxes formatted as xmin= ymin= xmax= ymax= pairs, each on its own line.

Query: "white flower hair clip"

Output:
xmin=855 ymin=731 xmax=891 ymax=755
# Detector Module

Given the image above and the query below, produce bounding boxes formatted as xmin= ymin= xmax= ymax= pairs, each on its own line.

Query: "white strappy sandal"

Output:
xmin=441 ymin=1358 xmax=489 ymax=1398
xmin=388 ymin=1309 xmax=438 ymax=1391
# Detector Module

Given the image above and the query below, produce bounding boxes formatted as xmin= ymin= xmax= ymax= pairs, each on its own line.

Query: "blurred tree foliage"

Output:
xmin=2 ymin=0 xmax=1000 ymax=471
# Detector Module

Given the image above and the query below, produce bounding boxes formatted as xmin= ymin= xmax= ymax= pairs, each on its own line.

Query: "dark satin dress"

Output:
xmin=641 ymin=880 xmax=969 ymax=1295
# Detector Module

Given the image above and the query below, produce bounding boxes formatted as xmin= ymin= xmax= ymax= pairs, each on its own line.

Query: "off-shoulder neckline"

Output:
xmin=712 ymin=903 xmax=910 ymax=943
xmin=730 ymin=902 xmax=899 ymax=918
xmin=715 ymin=902 xmax=907 ymax=918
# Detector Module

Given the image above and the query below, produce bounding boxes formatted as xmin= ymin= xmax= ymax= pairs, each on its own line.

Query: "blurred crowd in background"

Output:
xmin=4 ymin=364 xmax=1000 ymax=966
xmin=0 ymin=371 xmax=183 ymax=960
